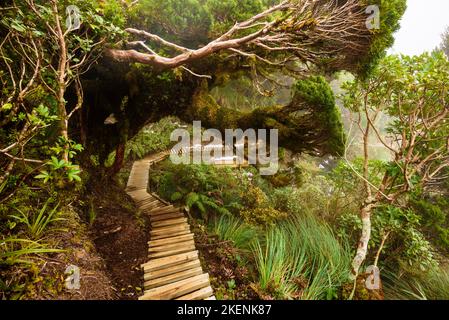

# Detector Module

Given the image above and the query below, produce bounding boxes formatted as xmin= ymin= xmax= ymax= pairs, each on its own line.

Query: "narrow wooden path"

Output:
xmin=126 ymin=151 xmax=215 ymax=300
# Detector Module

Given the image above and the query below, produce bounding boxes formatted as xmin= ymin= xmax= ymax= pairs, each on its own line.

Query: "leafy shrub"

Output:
xmin=185 ymin=192 xmax=231 ymax=221
xmin=240 ymin=185 xmax=286 ymax=226
xmin=125 ymin=117 xmax=186 ymax=161
xmin=411 ymin=196 xmax=449 ymax=252
xmin=151 ymin=162 xmax=249 ymax=215
xmin=337 ymin=205 xmax=437 ymax=271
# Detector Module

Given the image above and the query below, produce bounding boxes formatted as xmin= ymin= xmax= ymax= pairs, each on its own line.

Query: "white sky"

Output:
xmin=389 ymin=0 xmax=449 ymax=56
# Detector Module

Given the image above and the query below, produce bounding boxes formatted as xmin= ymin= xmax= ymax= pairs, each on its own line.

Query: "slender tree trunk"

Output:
xmin=351 ymin=202 xmax=374 ymax=278
xmin=351 ymin=99 xmax=374 ymax=278
xmin=53 ymin=1 xmax=69 ymax=162
xmin=111 ymin=142 xmax=125 ymax=176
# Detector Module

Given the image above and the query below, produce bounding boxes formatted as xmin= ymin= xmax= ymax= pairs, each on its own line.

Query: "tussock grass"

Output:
xmin=383 ymin=265 xmax=449 ymax=300
xmin=212 ymin=214 xmax=258 ymax=251
xmin=252 ymin=214 xmax=351 ymax=300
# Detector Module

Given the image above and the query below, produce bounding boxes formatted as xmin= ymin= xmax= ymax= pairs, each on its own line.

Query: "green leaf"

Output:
xmin=11 ymin=21 xmax=26 ymax=33
xmin=35 ymin=171 xmax=50 ymax=180
xmin=2 ymin=103 xmax=12 ymax=111
xmin=171 ymin=192 xmax=183 ymax=201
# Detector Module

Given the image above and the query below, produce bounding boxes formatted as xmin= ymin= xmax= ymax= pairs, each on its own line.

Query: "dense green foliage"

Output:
xmin=357 ymin=0 xmax=407 ymax=77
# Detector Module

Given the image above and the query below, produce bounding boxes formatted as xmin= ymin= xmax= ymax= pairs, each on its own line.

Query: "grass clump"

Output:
xmin=212 ymin=214 xmax=258 ymax=251
xmin=252 ymin=214 xmax=351 ymax=300
xmin=383 ymin=264 xmax=449 ymax=300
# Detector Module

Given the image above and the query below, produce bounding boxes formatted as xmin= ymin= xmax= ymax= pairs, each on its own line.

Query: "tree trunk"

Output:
xmin=110 ymin=142 xmax=125 ymax=176
xmin=351 ymin=202 xmax=374 ymax=278
xmin=53 ymin=1 xmax=69 ymax=162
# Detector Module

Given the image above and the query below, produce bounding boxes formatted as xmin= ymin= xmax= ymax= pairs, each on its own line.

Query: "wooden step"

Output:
xmin=148 ymin=205 xmax=178 ymax=215
xmin=127 ymin=151 xmax=214 ymax=301
xmin=148 ymin=234 xmax=194 ymax=247
xmin=151 ymin=217 xmax=187 ymax=228
xmin=149 ymin=192 xmax=171 ymax=206
xmin=127 ymin=190 xmax=150 ymax=200
xmin=151 ymin=230 xmax=191 ymax=240
xmin=148 ymin=240 xmax=195 ymax=253
xmin=139 ymin=273 xmax=210 ymax=300
xmin=141 ymin=251 xmax=198 ymax=272
xmin=136 ymin=197 xmax=158 ymax=205
xmin=144 ymin=260 xmax=201 ymax=281
xmin=147 ymin=207 xmax=182 ymax=217
xmin=140 ymin=200 xmax=163 ymax=211
xmin=148 ymin=244 xmax=196 ymax=259
xmin=146 ymin=203 xmax=167 ymax=212
xmin=126 ymin=185 xmax=146 ymax=192
xmin=144 ymin=266 xmax=203 ymax=289
xmin=176 ymin=286 xmax=214 ymax=300
xmin=150 ymin=211 xmax=185 ymax=222
xmin=150 ymin=224 xmax=190 ymax=237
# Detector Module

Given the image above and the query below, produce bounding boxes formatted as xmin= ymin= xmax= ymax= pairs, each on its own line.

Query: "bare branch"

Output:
xmin=106 ymin=0 xmax=370 ymax=74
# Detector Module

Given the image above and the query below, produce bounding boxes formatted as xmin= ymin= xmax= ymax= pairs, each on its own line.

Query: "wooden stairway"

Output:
xmin=126 ymin=152 xmax=216 ymax=300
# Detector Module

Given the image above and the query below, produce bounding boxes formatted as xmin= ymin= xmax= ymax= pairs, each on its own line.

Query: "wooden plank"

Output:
xmin=148 ymin=208 xmax=182 ymax=217
xmin=151 ymin=223 xmax=189 ymax=233
xmin=126 ymin=185 xmax=146 ymax=192
xmin=151 ymin=230 xmax=191 ymax=240
xmin=148 ymin=240 xmax=195 ymax=253
xmin=150 ymin=224 xmax=190 ymax=237
xmin=150 ymin=211 xmax=185 ymax=222
xmin=136 ymin=197 xmax=158 ymax=205
xmin=135 ymin=196 xmax=157 ymax=203
xmin=148 ymin=244 xmax=196 ymax=259
xmin=151 ymin=217 xmax=187 ymax=228
xmin=139 ymin=273 xmax=210 ymax=300
xmin=127 ymin=190 xmax=149 ymax=199
xmin=205 ymin=296 xmax=216 ymax=300
xmin=143 ymin=204 xmax=167 ymax=214
xmin=141 ymin=251 xmax=198 ymax=271
xmin=176 ymin=286 xmax=213 ymax=300
xmin=144 ymin=260 xmax=201 ymax=281
xmin=140 ymin=200 xmax=163 ymax=210
xmin=148 ymin=206 xmax=178 ymax=216
xmin=148 ymin=233 xmax=194 ymax=247
xmin=144 ymin=267 xmax=203 ymax=289
xmin=148 ymin=205 xmax=177 ymax=215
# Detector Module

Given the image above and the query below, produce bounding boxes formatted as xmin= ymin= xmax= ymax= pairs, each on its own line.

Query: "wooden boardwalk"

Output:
xmin=126 ymin=151 xmax=216 ymax=300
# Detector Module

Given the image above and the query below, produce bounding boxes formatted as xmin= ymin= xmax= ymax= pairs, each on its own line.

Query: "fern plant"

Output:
xmin=185 ymin=192 xmax=231 ymax=221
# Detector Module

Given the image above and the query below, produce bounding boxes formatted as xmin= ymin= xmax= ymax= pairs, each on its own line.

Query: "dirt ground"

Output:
xmin=192 ymin=221 xmax=259 ymax=300
xmin=88 ymin=179 xmax=150 ymax=300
